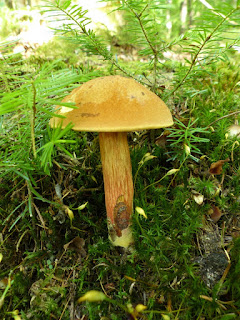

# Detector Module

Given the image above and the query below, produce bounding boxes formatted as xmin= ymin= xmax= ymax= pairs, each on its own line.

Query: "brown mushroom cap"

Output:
xmin=50 ymin=75 xmax=173 ymax=131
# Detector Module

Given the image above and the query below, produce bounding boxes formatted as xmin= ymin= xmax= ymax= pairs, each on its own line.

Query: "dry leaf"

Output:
xmin=155 ymin=134 xmax=167 ymax=148
xmin=209 ymin=158 xmax=229 ymax=175
xmin=193 ymin=193 xmax=204 ymax=205
xmin=208 ymin=205 xmax=222 ymax=223
xmin=0 ymin=277 xmax=9 ymax=289
xmin=64 ymin=236 xmax=86 ymax=257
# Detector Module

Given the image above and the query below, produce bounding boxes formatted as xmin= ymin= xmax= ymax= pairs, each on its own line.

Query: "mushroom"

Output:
xmin=227 ymin=118 xmax=240 ymax=138
xmin=227 ymin=124 xmax=240 ymax=138
xmin=50 ymin=75 xmax=173 ymax=248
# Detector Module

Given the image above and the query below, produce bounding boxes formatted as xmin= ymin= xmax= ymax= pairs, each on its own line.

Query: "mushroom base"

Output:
xmin=99 ymin=132 xmax=134 ymax=248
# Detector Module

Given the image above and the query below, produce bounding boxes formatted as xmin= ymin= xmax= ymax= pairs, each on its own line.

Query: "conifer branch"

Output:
xmin=167 ymin=6 xmax=240 ymax=99
xmin=52 ymin=2 xmax=132 ymax=78
xmin=128 ymin=3 xmax=158 ymax=89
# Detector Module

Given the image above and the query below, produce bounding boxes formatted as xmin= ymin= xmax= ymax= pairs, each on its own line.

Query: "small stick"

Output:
xmin=207 ymin=111 xmax=240 ymax=127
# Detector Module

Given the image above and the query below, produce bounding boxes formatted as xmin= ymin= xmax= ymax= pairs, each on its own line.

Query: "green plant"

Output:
xmin=167 ymin=118 xmax=210 ymax=163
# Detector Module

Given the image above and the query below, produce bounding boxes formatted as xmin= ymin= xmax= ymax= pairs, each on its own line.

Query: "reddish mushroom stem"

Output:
xmin=99 ymin=132 xmax=134 ymax=248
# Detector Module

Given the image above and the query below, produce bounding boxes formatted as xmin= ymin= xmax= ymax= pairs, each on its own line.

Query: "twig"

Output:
xmin=30 ymin=80 xmax=37 ymax=159
xmin=207 ymin=111 xmax=240 ymax=127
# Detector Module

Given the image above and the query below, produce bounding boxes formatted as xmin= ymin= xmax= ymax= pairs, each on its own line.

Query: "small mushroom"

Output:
xmin=227 ymin=124 xmax=240 ymax=138
xmin=227 ymin=118 xmax=240 ymax=138
xmin=50 ymin=75 xmax=173 ymax=248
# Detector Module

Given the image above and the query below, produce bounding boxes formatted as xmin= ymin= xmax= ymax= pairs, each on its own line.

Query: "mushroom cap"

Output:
xmin=228 ymin=124 xmax=240 ymax=138
xmin=50 ymin=75 xmax=173 ymax=132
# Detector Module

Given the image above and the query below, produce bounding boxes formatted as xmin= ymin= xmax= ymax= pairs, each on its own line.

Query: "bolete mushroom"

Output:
xmin=50 ymin=75 xmax=173 ymax=248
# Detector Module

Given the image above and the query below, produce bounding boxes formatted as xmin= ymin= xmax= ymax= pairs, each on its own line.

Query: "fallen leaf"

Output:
xmin=64 ymin=236 xmax=86 ymax=257
xmin=209 ymin=159 xmax=229 ymax=175
xmin=193 ymin=193 xmax=204 ymax=205
xmin=0 ymin=277 xmax=9 ymax=289
xmin=155 ymin=134 xmax=167 ymax=148
xmin=208 ymin=205 xmax=222 ymax=223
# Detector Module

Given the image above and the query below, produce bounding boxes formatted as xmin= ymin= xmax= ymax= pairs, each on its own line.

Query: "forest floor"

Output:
xmin=1 ymin=6 xmax=240 ymax=320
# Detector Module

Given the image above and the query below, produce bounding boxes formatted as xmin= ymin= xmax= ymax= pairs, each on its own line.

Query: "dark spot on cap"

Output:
xmin=141 ymin=92 xmax=145 ymax=95
xmin=81 ymin=113 xmax=100 ymax=118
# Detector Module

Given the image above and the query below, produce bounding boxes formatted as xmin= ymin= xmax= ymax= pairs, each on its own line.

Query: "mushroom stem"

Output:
xmin=99 ymin=132 xmax=134 ymax=248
